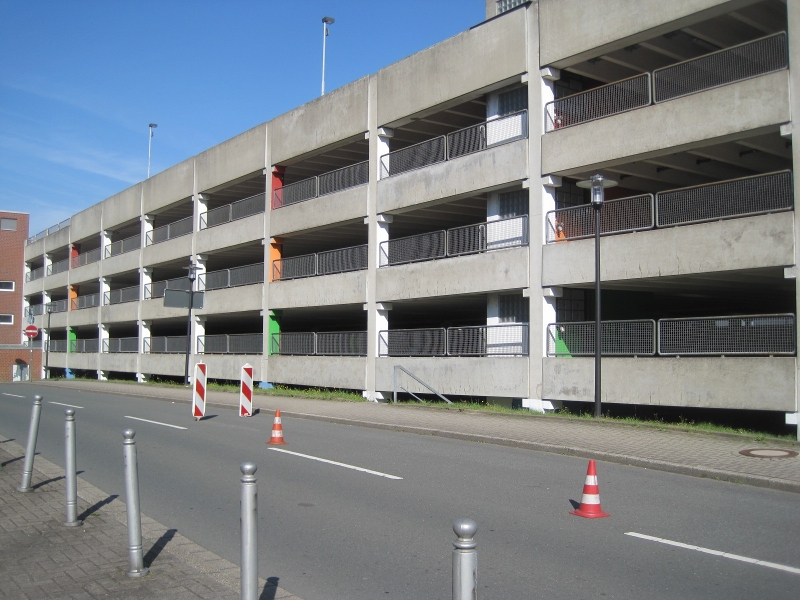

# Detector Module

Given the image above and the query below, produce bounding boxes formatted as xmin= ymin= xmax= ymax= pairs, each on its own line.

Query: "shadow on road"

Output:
xmin=260 ymin=577 xmax=281 ymax=600
xmin=199 ymin=415 xmax=218 ymax=421
xmin=78 ymin=494 xmax=118 ymax=521
xmin=568 ymin=499 xmax=580 ymax=510
xmin=144 ymin=528 xmax=177 ymax=568
xmin=32 ymin=475 xmax=64 ymax=489
xmin=0 ymin=438 xmax=16 ymax=444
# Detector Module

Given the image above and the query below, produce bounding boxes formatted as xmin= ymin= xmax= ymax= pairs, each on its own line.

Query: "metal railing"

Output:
xmin=380 ymin=216 xmax=528 ymax=267
xmin=25 ymin=340 xmax=43 ymax=349
xmin=28 ymin=218 xmax=70 ymax=244
xmin=201 ymin=263 xmax=264 ymax=291
xmin=143 ymin=336 xmax=188 ymax=354
xmin=658 ymin=314 xmax=795 ymax=356
xmin=392 ymin=365 xmax=452 ymax=404
xmin=447 ymin=324 xmax=529 ymax=356
xmin=653 ymin=32 xmax=788 ymax=103
xmin=47 ymin=258 xmax=70 ymax=276
xmin=105 ymin=234 xmax=141 ymax=258
xmin=656 ymin=170 xmax=793 ymax=227
xmin=200 ymin=193 xmax=266 ymax=229
xmin=70 ymin=339 xmax=100 ymax=353
xmin=70 ymin=293 xmax=100 ymax=311
xmin=272 ymin=245 xmax=368 ymax=281
xmin=46 ymin=340 xmax=68 ymax=353
xmin=146 ymin=216 xmax=192 ymax=245
xmin=198 ymin=333 xmax=263 ymax=355
xmin=269 ymin=331 xmax=368 ymax=356
xmin=379 ymin=328 xmax=447 ymax=357
xmin=545 ymin=74 xmax=651 ymax=132
xmin=105 ymin=285 xmax=140 ymax=305
xmin=272 ymin=160 xmax=369 ymax=209
xmin=546 ymin=195 xmax=654 ymax=243
xmin=145 ymin=277 xmax=191 ymax=299
xmin=70 ymin=247 xmax=101 ymax=269
xmin=24 ymin=304 xmax=44 ymax=317
xmin=46 ymin=299 xmax=69 ymax=314
xmin=547 ymin=320 xmax=657 ymax=357
xmin=26 ymin=267 xmax=45 ymax=282
xmin=103 ymin=337 xmax=139 ymax=353
xmin=380 ymin=111 xmax=528 ymax=178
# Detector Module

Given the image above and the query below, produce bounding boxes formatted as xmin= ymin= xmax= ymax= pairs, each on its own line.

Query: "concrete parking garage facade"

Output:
xmin=22 ymin=0 xmax=800 ymax=427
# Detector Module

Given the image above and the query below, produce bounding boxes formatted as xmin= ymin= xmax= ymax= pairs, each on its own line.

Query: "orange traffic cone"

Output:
xmin=266 ymin=410 xmax=288 ymax=445
xmin=569 ymin=460 xmax=610 ymax=518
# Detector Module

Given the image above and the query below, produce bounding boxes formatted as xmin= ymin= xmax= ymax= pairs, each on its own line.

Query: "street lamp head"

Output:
xmin=149 ymin=123 xmax=157 ymax=129
xmin=183 ymin=263 xmax=201 ymax=281
xmin=322 ymin=16 xmax=335 ymax=24
xmin=577 ymin=174 xmax=617 ymax=208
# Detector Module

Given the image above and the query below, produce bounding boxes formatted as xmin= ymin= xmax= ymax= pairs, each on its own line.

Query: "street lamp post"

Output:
xmin=183 ymin=263 xmax=201 ymax=385
xmin=321 ymin=16 xmax=335 ymax=96
xmin=577 ymin=174 xmax=617 ymax=418
xmin=44 ymin=303 xmax=53 ymax=379
xmin=147 ymin=123 xmax=158 ymax=179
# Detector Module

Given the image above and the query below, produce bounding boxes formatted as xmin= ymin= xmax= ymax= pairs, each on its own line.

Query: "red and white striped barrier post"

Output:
xmin=240 ymin=363 xmax=253 ymax=417
xmin=192 ymin=362 xmax=207 ymax=421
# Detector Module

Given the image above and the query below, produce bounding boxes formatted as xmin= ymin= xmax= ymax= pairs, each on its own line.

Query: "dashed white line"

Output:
xmin=2 ymin=393 xmax=25 ymax=398
xmin=124 ymin=416 xmax=187 ymax=430
xmin=268 ymin=448 xmax=403 ymax=480
xmin=50 ymin=401 xmax=84 ymax=409
xmin=625 ymin=532 xmax=800 ymax=575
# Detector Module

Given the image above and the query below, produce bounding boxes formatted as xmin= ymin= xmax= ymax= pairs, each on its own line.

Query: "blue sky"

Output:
xmin=0 ymin=1 xmax=484 ymax=235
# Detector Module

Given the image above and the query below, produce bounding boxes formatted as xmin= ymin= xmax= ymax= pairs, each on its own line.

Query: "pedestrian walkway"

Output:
xmin=36 ymin=379 xmax=800 ymax=493
xmin=0 ymin=435 xmax=301 ymax=600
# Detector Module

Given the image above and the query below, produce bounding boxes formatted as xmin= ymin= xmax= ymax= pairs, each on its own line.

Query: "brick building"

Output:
xmin=0 ymin=211 xmax=40 ymax=381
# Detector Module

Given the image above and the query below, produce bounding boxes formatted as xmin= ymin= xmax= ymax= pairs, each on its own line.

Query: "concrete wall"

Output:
xmin=542 ymin=213 xmax=794 ymax=286
xmin=377 ymin=247 xmax=529 ymax=301
xmin=100 ymin=301 xmax=139 ymax=324
xmin=67 ymin=307 xmax=98 ymax=327
xmin=375 ymin=357 xmax=529 ymax=397
xmin=268 ymin=355 xmax=366 ymax=390
xmin=270 ymin=78 xmax=369 ymax=166
xmin=200 ymin=284 xmax=263 ymax=314
xmin=48 ymin=352 xmax=67 ymax=369
xmin=142 ymin=159 xmax=195 ymax=215
xmin=269 ymin=271 xmax=367 ymax=309
xmin=542 ymin=72 xmax=790 ymax=176
xmin=539 ymin=0 xmax=757 ymax=67
xmin=101 ymin=250 xmax=140 ymax=277
xmin=139 ymin=299 xmax=187 ymax=321
xmin=68 ymin=353 xmax=99 ymax=371
xmin=270 ymin=185 xmax=368 ymax=237
xmin=195 ymin=213 xmax=264 ymax=254
xmin=201 ymin=354 xmax=262 ymax=381
xmin=543 ymin=356 xmax=796 ymax=411
xmin=196 ymin=124 xmax=267 ymax=193
xmin=25 ymin=238 xmax=45 ymax=262
xmin=70 ymin=203 xmax=103 ymax=242
xmin=44 ymin=228 xmax=70 ymax=254
xmin=99 ymin=353 xmax=138 ymax=373
xmin=376 ymin=7 xmax=527 ymax=126
xmin=377 ymin=139 xmax=528 ymax=214
xmin=140 ymin=353 xmax=185 ymax=377
xmin=102 ymin=184 xmax=142 ymax=230
xmin=69 ymin=261 xmax=101 ymax=286
xmin=142 ymin=234 xmax=193 ymax=267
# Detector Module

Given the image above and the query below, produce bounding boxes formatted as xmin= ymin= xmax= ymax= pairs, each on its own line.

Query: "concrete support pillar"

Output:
xmin=194 ymin=254 xmax=208 ymax=291
xmin=193 ymin=315 xmax=206 ymax=356
xmin=43 ymin=253 xmax=52 ymax=274
xmin=100 ymin=230 xmax=111 ymax=259
xmin=142 ymin=215 xmax=154 ymax=247
xmin=140 ymin=268 xmax=153 ymax=301
xmin=376 ymin=127 xmax=393 ymax=180
xmin=100 ymin=277 xmax=111 ymax=306
xmin=268 ymin=238 xmax=282 ymax=282
xmin=487 ymin=294 xmax=500 ymax=326
xmin=365 ymin=302 xmax=391 ymax=402
xmin=375 ymin=214 xmax=392 ymax=266
xmin=68 ymin=284 xmax=78 ymax=311
xmin=194 ymin=194 xmax=208 ymax=231
xmin=486 ymin=193 xmax=501 ymax=222
xmin=70 ymin=242 xmax=80 ymax=268
xmin=99 ymin=323 xmax=110 ymax=355
xmin=138 ymin=320 xmax=150 ymax=357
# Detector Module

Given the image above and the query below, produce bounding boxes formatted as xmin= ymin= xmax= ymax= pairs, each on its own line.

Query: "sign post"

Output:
xmin=240 ymin=363 xmax=253 ymax=417
xmin=24 ymin=326 xmax=38 ymax=382
xmin=192 ymin=362 xmax=207 ymax=421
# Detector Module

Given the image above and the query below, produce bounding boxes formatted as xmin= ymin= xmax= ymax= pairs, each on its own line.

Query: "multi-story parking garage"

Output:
xmin=22 ymin=0 xmax=800 ymax=429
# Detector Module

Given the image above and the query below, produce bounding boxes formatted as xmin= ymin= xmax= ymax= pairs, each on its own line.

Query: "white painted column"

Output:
xmin=375 ymin=303 xmax=391 ymax=361
xmin=140 ymin=268 xmax=153 ymax=301
xmin=98 ymin=323 xmax=110 ymax=380
xmin=195 ymin=194 xmax=209 ymax=231
xmin=43 ymin=253 xmax=52 ymax=275
xmin=100 ymin=229 xmax=111 ymax=260
xmin=376 ymin=127 xmax=393 ymax=180
xmin=100 ymin=276 xmax=111 ymax=306
xmin=194 ymin=254 xmax=208 ymax=291
xmin=137 ymin=319 xmax=151 ymax=383
xmin=375 ymin=214 xmax=392 ymax=267
xmin=193 ymin=315 xmax=206 ymax=356
xmin=142 ymin=215 xmax=155 ymax=247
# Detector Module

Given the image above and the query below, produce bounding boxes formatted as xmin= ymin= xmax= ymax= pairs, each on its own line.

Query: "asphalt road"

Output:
xmin=1 ymin=382 xmax=798 ymax=599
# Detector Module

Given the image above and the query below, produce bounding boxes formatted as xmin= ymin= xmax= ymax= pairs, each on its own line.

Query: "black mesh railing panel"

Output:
xmin=198 ymin=335 xmax=228 ymax=354
xmin=168 ymin=217 xmax=193 ymax=239
xmin=447 ymin=324 xmax=529 ymax=356
xmin=202 ymin=270 xmax=230 ymax=291
xmin=447 ymin=123 xmax=486 ymax=159
xmin=105 ymin=337 xmax=138 ymax=353
xmin=271 ymin=333 xmax=315 ymax=355
xmin=71 ymin=294 xmax=100 ymax=310
xmin=48 ymin=259 xmax=69 ymax=275
xmin=317 ymin=245 xmax=368 ymax=275
xmin=231 ymin=193 xmax=266 ymax=221
xmin=315 ymin=331 xmax=367 ymax=356
xmin=273 ymin=255 xmax=316 ymax=281
xmin=273 ymin=178 xmax=318 ymax=209
xmin=546 ymin=321 xmax=657 ymax=356
xmin=656 ymin=171 xmax=793 ymax=227
xmin=107 ymin=234 xmax=141 ymax=257
xmin=204 ymin=204 xmax=231 ymax=228
xmin=228 ymin=334 xmax=263 ymax=354
xmin=318 ymin=161 xmax=369 ymax=196
xmin=545 ymin=195 xmax=654 ymax=242
xmin=229 ymin=263 xmax=264 ymax=287
xmin=379 ymin=329 xmax=446 ymax=357
xmin=658 ymin=314 xmax=795 ymax=355
xmin=653 ymin=33 xmax=788 ymax=103
xmin=380 ymin=231 xmax=446 ymax=267
xmin=380 ymin=136 xmax=446 ymax=178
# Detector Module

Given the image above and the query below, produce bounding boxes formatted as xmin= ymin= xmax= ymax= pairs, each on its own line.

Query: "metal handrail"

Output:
xmin=545 ymin=195 xmax=654 ymax=243
xmin=447 ymin=324 xmax=529 ymax=356
xmin=103 ymin=337 xmax=139 ymax=353
xmin=272 ymin=160 xmax=369 ymax=210
xmin=658 ymin=313 xmax=795 ymax=356
xmin=197 ymin=333 xmax=263 ymax=355
xmin=145 ymin=277 xmax=191 ymax=299
xmin=200 ymin=192 xmax=266 ymax=229
xmin=26 ymin=267 xmax=45 ymax=282
xmin=104 ymin=285 xmax=140 ymax=305
xmin=105 ymin=233 xmax=141 ymax=258
xmin=146 ymin=216 xmax=193 ymax=245
xmin=47 ymin=258 xmax=70 ymax=276
xmin=547 ymin=320 xmax=657 ymax=357
xmin=272 ymin=244 xmax=368 ymax=281
xmin=70 ymin=339 xmax=100 ymax=354
xmin=45 ymin=299 xmax=69 ymax=314
xmin=24 ymin=304 xmax=44 ymax=317
xmin=71 ymin=294 xmax=100 ymax=311
xmin=200 ymin=263 xmax=265 ymax=291
xmin=392 ymin=365 xmax=451 ymax=404
xmin=28 ymin=218 xmax=70 ymax=244
xmin=143 ymin=336 xmax=188 ymax=354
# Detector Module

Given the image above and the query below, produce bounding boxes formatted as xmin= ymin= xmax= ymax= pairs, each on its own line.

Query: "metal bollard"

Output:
xmin=17 ymin=395 xmax=43 ymax=492
xmin=123 ymin=429 xmax=149 ymax=578
xmin=240 ymin=462 xmax=258 ymax=600
xmin=452 ymin=518 xmax=478 ymax=600
xmin=63 ymin=409 xmax=82 ymax=526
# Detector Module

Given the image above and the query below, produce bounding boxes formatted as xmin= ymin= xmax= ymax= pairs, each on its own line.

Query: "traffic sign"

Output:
xmin=24 ymin=325 xmax=39 ymax=338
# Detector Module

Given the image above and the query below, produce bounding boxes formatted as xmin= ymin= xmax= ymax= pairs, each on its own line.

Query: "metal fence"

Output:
xmin=71 ymin=247 xmax=102 ymax=269
xmin=105 ymin=233 xmax=141 ymax=258
xmin=70 ymin=339 xmax=100 ymax=353
xmin=447 ymin=324 xmax=529 ymax=356
xmin=46 ymin=340 xmax=68 ymax=352
xmin=545 ymin=74 xmax=651 ymax=132
xmin=146 ymin=216 xmax=192 ymax=245
xmin=144 ymin=336 xmax=188 ymax=354
xmin=272 ymin=160 xmax=369 ymax=209
xmin=656 ymin=170 xmax=793 ymax=227
xmin=105 ymin=285 xmax=140 ymax=305
xmin=316 ymin=331 xmax=368 ymax=356
xmin=379 ymin=328 xmax=447 ymax=357
xmin=46 ymin=299 xmax=69 ymax=314
xmin=317 ymin=244 xmax=369 ymax=276
xmin=201 ymin=263 xmax=264 ymax=291
xmin=269 ymin=332 xmax=316 ymax=355
xmin=380 ymin=216 xmax=528 ymax=267
xmin=71 ymin=293 xmax=100 ymax=311
xmin=198 ymin=333 xmax=263 ymax=355
xmin=546 ymin=320 xmax=657 ymax=356
xmin=26 ymin=267 xmax=44 ymax=282
xmin=380 ymin=136 xmax=446 ymax=179
xmin=653 ymin=32 xmax=788 ymax=103
xmin=658 ymin=314 xmax=795 ymax=356
xmin=200 ymin=193 xmax=266 ymax=229
xmin=24 ymin=304 xmax=44 ymax=317
xmin=28 ymin=218 xmax=69 ymax=245
xmin=272 ymin=254 xmax=316 ymax=281
xmin=47 ymin=258 xmax=70 ymax=276
xmin=545 ymin=195 xmax=654 ymax=243
xmin=145 ymin=277 xmax=191 ymax=299
xmin=104 ymin=337 xmax=139 ymax=353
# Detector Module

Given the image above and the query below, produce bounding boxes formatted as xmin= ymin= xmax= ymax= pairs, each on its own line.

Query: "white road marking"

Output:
xmin=625 ymin=532 xmax=800 ymax=575
xmin=124 ymin=416 xmax=187 ymax=430
xmin=268 ymin=448 xmax=403 ymax=480
xmin=2 ymin=393 xmax=25 ymax=398
xmin=50 ymin=401 xmax=84 ymax=409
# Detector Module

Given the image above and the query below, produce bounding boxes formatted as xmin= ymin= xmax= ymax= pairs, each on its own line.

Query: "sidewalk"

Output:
xmin=37 ymin=379 xmax=800 ymax=493
xmin=0 ymin=435 xmax=301 ymax=600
